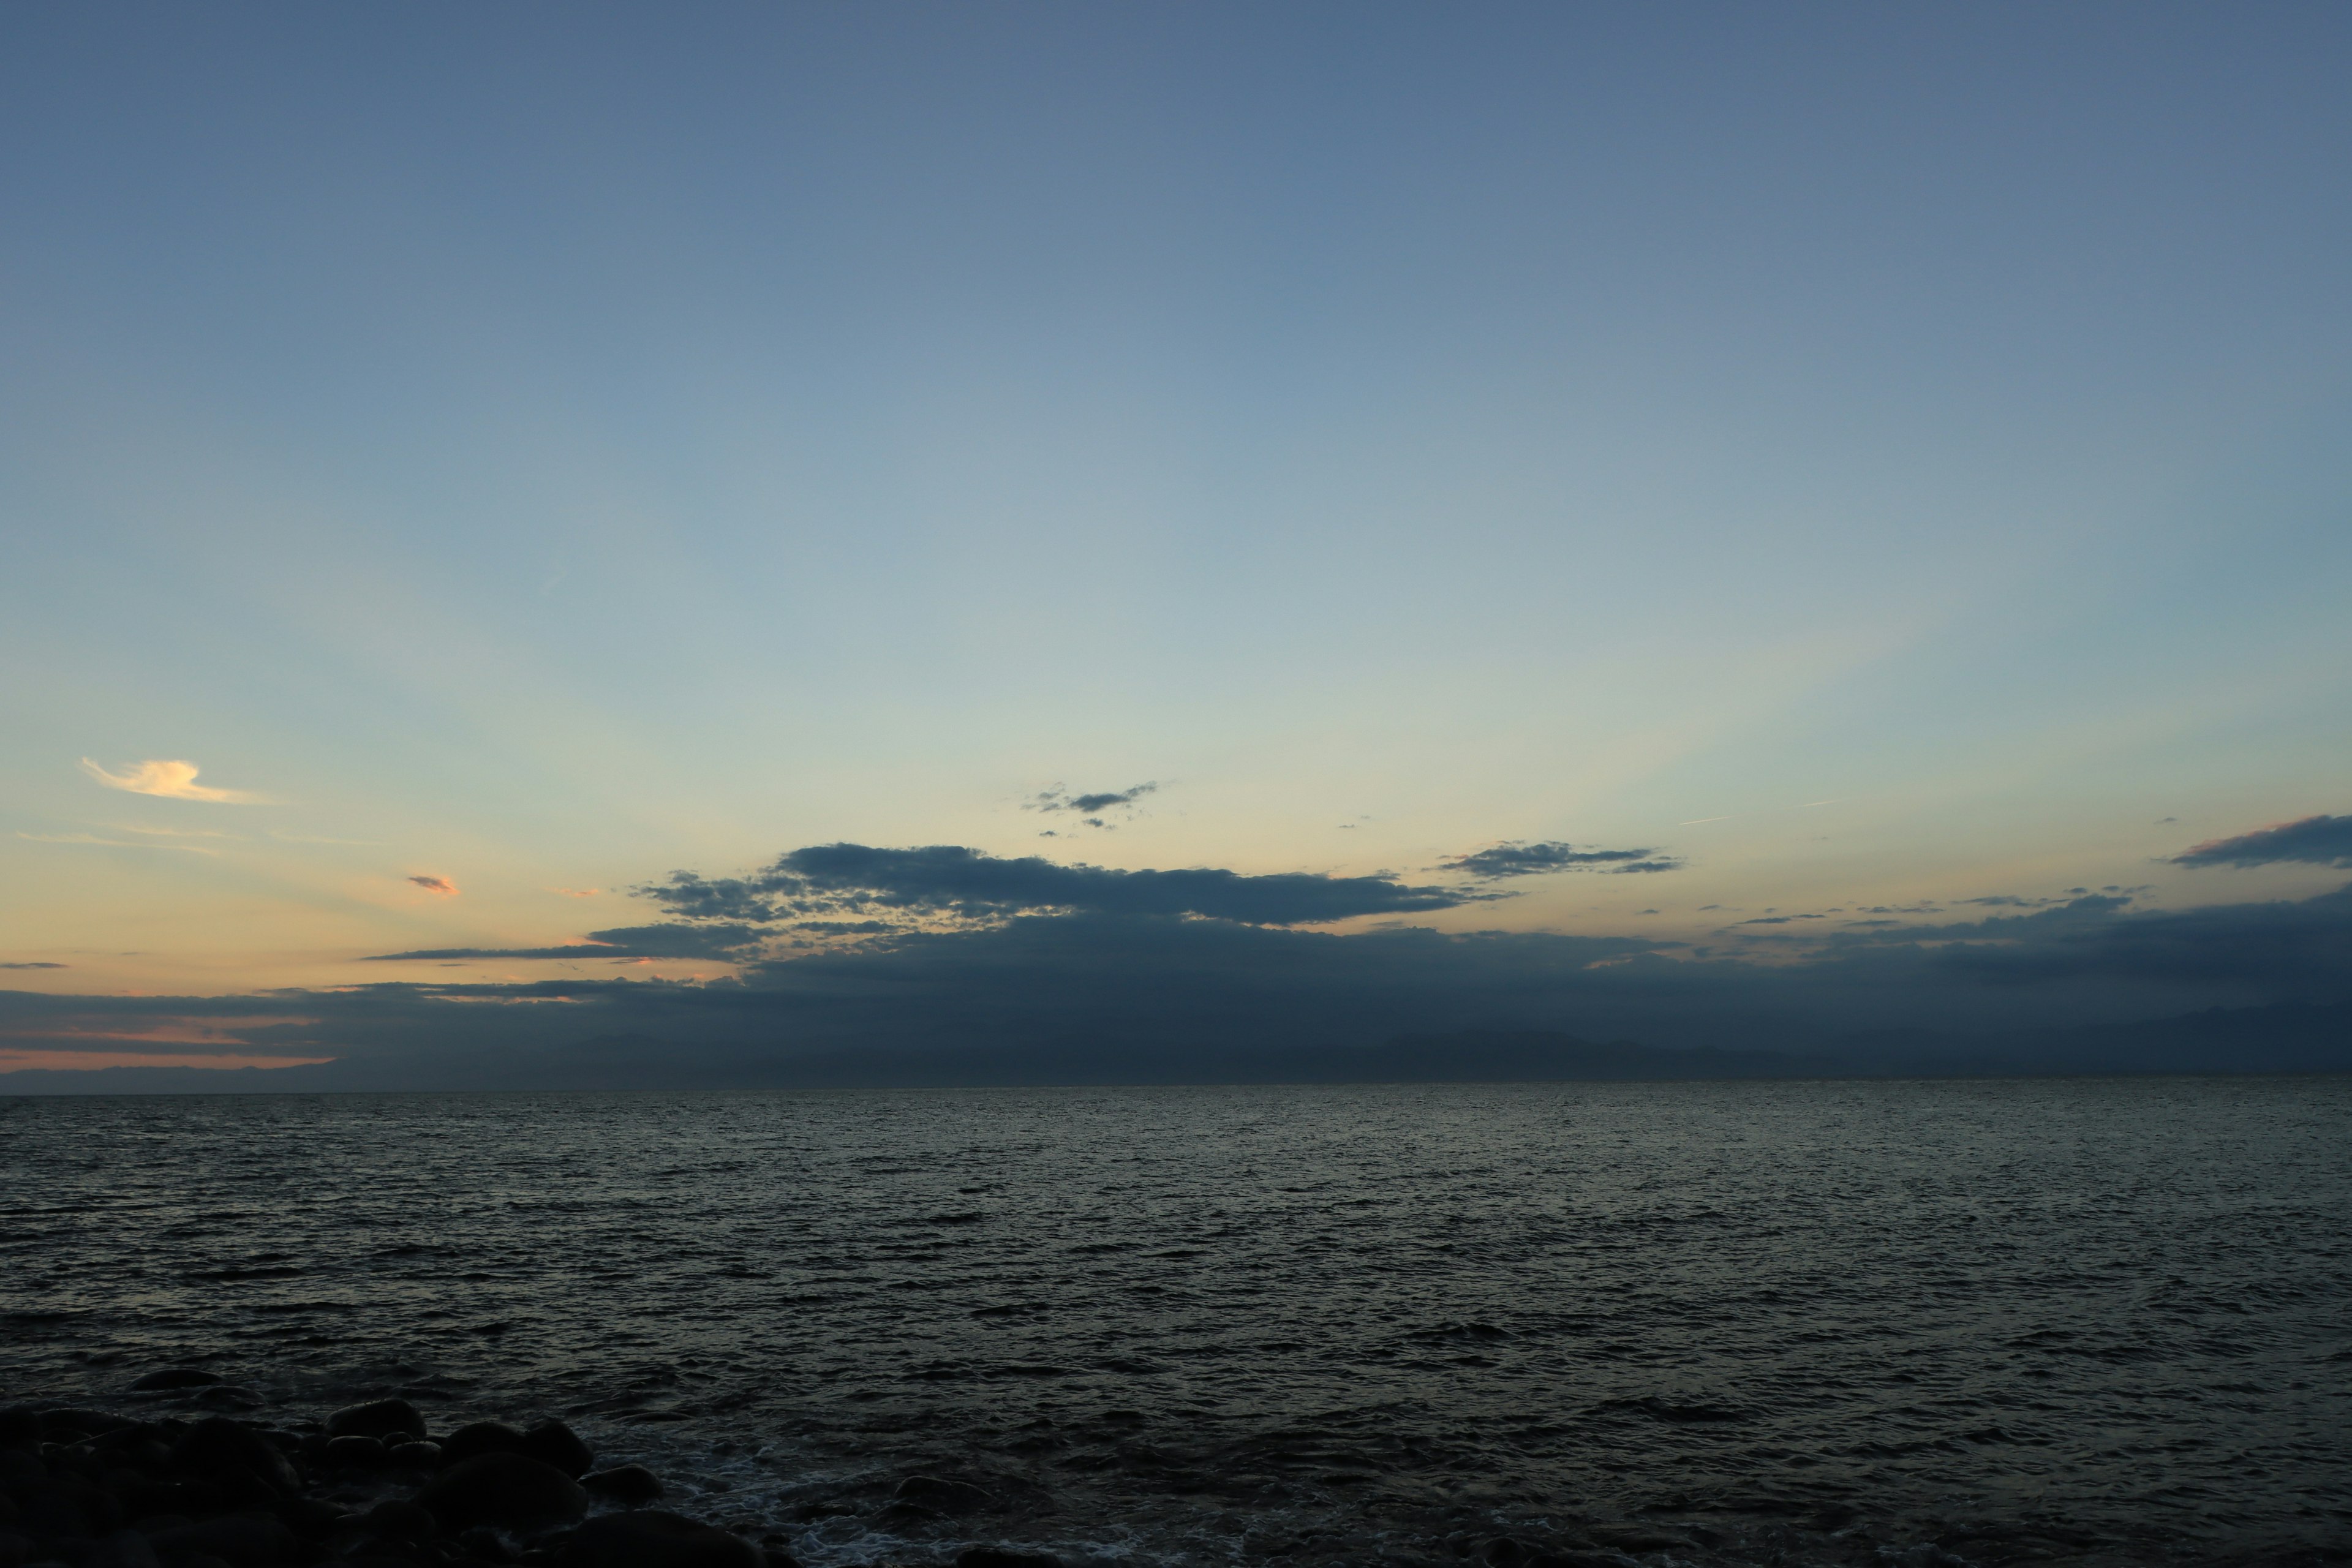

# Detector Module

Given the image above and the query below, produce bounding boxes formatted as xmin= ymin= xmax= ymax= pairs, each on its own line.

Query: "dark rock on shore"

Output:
xmin=582 ymin=1467 xmax=663 ymax=1507
xmin=516 ymin=1422 xmax=594 ymax=1480
xmin=325 ymin=1401 xmax=427 ymax=1444
xmin=438 ymin=1423 xmax=527 ymax=1468
xmin=417 ymin=1452 xmax=589 ymax=1534
xmin=562 ymin=1510 xmax=761 ymax=1568
xmin=146 ymin=1512 xmax=298 ymax=1568
xmin=322 ymin=1436 xmax=390 ymax=1471
xmin=169 ymin=1419 xmax=302 ymax=1498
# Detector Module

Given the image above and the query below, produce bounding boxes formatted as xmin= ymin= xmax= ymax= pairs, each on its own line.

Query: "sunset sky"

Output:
xmin=3 ymin=4 xmax=2348 ymax=1080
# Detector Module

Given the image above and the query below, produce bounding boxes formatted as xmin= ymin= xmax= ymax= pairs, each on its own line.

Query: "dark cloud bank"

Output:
xmin=7 ymin=837 xmax=2352 ymax=1093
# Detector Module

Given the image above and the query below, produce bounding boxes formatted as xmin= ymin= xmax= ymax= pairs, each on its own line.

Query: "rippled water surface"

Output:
xmin=4 ymin=1080 xmax=2349 ymax=1567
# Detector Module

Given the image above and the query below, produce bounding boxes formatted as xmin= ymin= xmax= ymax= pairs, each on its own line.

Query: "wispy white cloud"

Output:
xmin=115 ymin=824 xmax=239 ymax=840
xmin=271 ymin=831 xmax=383 ymax=846
xmin=549 ymin=887 xmax=602 ymax=898
xmin=79 ymin=758 xmax=268 ymax=804
xmin=18 ymin=831 xmax=218 ymax=854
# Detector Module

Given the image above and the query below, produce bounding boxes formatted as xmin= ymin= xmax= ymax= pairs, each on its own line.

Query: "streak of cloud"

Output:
xmin=2172 ymin=814 xmax=2352 ymax=870
xmin=408 ymin=875 xmax=460 ymax=896
xmin=1444 ymin=842 xmax=1684 ymax=879
xmin=79 ymin=758 xmax=268 ymax=803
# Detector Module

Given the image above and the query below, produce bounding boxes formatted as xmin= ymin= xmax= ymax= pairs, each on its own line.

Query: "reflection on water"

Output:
xmin=4 ymin=1079 xmax=2348 ymax=1566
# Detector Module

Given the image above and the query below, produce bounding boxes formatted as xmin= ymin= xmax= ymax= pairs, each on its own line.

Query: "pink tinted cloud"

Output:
xmin=80 ymin=758 xmax=268 ymax=803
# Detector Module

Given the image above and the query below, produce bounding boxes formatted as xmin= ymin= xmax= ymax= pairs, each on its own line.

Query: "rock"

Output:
xmin=86 ymin=1529 xmax=163 ymax=1568
xmin=321 ymin=1438 xmax=388 ymax=1472
xmin=0 ymin=1409 xmax=39 ymax=1450
xmin=324 ymin=1403 xmax=426 ymax=1446
xmin=581 ymin=1469 xmax=662 ymax=1508
xmin=889 ymin=1477 xmax=991 ymax=1515
xmin=515 ymin=1424 xmax=592 ymax=1481
xmin=385 ymin=1444 xmax=442 ymax=1471
xmin=360 ymin=1502 xmax=436 ymax=1548
xmin=127 ymin=1374 xmax=220 ymax=1395
xmin=957 ymin=1550 xmax=1060 ymax=1568
xmin=436 ymin=1425 xmax=526 ymax=1468
xmin=415 ymin=1455 xmax=587 ymax=1536
xmin=168 ymin=1423 xmax=300 ymax=1498
xmin=560 ymin=1512 xmax=761 ymax=1568
xmin=146 ymin=1515 xmax=297 ymax=1568
xmin=456 ymin=1526 xmax=515 ymax=1564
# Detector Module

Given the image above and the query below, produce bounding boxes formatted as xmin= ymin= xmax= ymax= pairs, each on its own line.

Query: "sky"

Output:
xmin=2 ymin=3 xmax=2349 ymax=1083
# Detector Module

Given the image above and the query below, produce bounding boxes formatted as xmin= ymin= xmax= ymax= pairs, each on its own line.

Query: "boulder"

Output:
xmin=168 ymin=1422 xmax=300 ymax=1498
xmin=322 ymin=1438 xmax=388 ymax=1472
xmin=146 ymin=1514 xmax=297 ymax=1568
xmin=560 ymin=1511 xmax=761 ymax=1568
xmin=360 ymin=1501 xmax=436 ymax=1547
xmin=436 ymin=1424 xmax=525 ymax=1468
xmin=385 ymin=1443 xmax=442 ymax=1471
xmin=323 ymin=1403 xmax=426 ymax=1446
xmin=581 ymin=1468 xmax=662 ymax=1508
xmin=516 ymin=1423 xmax=592 ymax=1480
xmin=0 ymin=1409 xmax=39 ymax=1450
xmin=415 ymin=1454 xmax=587 ymax=1536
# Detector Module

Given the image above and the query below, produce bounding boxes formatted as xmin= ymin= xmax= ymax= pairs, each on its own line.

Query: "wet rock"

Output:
xmin=456 ymin=1527 xmax=515 ymax=1564
xmin=384 ymin=1444 xmax=441 ymax=1472
xmin=145 ymin=1514 xmax=298 ymax=1568
xmin=324 ymin=1404 xmax=426 ymax=1446
xmin=167 ymin=1423 xmax=300 ymax=1498
xmin=560 ymin=1511 xmax=760 ymax=1568
xmin=415 ymin=1455 xmax=587 ymax=1536
xmin=889 ymin=1477 xmax=991 ymax=1515
xmin=127 ymin=1376 xmax=219 ymax=1396
xmin=514 ymin=1425 xmax=591 ymax=1482
xmin=436 ymin=1426 xmax=526 ymax=1469
xmin=86 ymin=1529 xmax=162 ymax=1568
xmin=580 ymin=1469 xmax=661 ymax=1509
xmin=0 ymin=1411 xmax=40 ymax=1451
xmin=360 ymin=1502 xmax=435 ymax=1548
xmin=957 ymin=1550 xmax=1060 ymax=1568
xmin=321 ymin=1439 xmax=388 ymax=1472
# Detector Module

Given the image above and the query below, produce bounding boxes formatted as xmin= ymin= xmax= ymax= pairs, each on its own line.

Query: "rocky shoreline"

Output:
xmin=0 ymin=1385 xmax=1058 ymax=1568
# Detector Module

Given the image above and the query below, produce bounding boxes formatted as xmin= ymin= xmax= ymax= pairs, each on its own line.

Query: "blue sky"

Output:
xmin=2 ymin=3 xmax=2348 ymax=1057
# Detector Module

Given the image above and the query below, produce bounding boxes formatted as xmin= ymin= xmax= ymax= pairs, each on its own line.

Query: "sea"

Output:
xmin=3 ymin=1079 xmax=2348 ymax=1568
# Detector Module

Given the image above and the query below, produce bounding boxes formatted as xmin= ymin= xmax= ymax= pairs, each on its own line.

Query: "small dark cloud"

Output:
xmin=363 ymin=923 xmax=767 ymax=962
xmin=1027 ymin=783 xmax=1158 ymax=825
xmin=2172 ymin=814 xmax=2352 ymax=870
xmin=407 ymin=875 xmax=459 ymax=896
xmin=1735 ymin=914 xmax=1824 ymax=925
xmin=0 ymin=962 xmax=66 ymax=970
xmin=2156 ymin=817 xmax=2178 ymax=825
xmin=1446 ymin=842 xmax=1683 ymax=879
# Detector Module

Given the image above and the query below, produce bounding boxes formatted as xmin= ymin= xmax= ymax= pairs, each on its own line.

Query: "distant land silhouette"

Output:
xmin=4 ymin=1002 xmax=2346 ymax=1093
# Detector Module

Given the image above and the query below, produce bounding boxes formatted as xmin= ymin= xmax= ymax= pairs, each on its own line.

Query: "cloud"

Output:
xmin=726 ymin=842 xmax=1486 ymax=926
xmin=364 ymin=922 xmax=769 ymax=963
xmin=2172 ymin=814 xmax=2352 ymax=870
xmin=18 ymin=831 xmax=218 ymax=854
xmin=408 ymin=875 xmax=460 ymax=896
xmin=0 ymin=962 xmax=66 ymax=970
xmin=549 ymin=887 xmax=602 ymax=898
xmin=1027 ymin=783 xmax=1158 ymax=826
xmin=79 ymin=758 xmax=267 ymax=803
xmin=1444 ymin=841 xmax=1683 ymax=878
xmin=11 ymin=875 xmax=2352 ymax=1090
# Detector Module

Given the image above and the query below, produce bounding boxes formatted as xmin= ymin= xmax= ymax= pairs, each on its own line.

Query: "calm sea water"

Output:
xmin=3 ymin=1080 xmax=2348 ymax=1568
